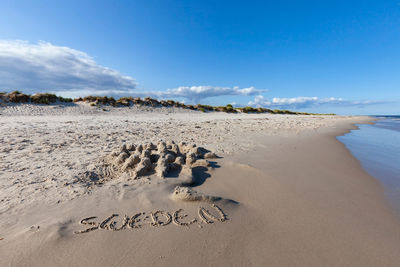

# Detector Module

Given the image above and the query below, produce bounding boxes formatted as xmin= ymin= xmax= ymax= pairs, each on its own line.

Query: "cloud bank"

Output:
xmin=0 ymin=40 xmax=137 ymax=94
xmin=0 ymin=40 xmax=263 ymax=102
xmin=1 ymin=40 xmax=390 ymax=111
xmin=248 ymin=95 xmax=388 ymax=109
xmin=157 ymin=86 xmax=264 ymax=103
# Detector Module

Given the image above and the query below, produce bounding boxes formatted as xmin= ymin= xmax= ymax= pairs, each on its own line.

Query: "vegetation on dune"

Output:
xmin=220 ymin=104 xmax=237 ymax=113
xmin=195 ymin=104 xmax=214 ymax=111
xmin=75 ymin=96 xmax=331 ymax=115
xmin=116 ymin=97 xmax=133 ymax=106
xmin=32 ymin=93 xmax=73 ymax=104
xmin=0 ymin=91 xmax=73 ymax=104
xmin=74 ymin=96 xmax=117 ymax=106
xmin=5 ymin=91 xmax=30 ymax=103
xmin=0 ymin=90 xmax=335 ymax=115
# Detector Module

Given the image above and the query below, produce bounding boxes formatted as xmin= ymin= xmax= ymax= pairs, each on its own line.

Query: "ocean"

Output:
xmin=337 ymin=116 xmax=400 ymax=214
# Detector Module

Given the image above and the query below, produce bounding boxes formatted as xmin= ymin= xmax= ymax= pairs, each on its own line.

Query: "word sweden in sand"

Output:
xmin=74 ymin=204 xmax=228 ymax=234
xmin=84 ymin=141 xmax=217 ymax=183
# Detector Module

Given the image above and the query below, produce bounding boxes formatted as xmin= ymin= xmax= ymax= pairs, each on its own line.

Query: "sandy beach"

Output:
xmin=1 ymin=103 xmax=399 ymax=266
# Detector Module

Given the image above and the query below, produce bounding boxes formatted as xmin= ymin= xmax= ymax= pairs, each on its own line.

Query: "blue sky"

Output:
xmin=0 ymin=0 xmax=399 ymax=114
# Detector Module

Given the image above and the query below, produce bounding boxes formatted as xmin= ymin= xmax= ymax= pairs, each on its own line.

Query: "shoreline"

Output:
xmin=1 ymin=107 xmax=399 ymax=266
xmin=338 ymin=116 xmax=400 ymax=216
xmin=210 ymin=117 xmax=400 ymax=266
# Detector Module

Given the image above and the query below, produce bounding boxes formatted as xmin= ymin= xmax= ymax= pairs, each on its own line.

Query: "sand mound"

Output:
xmin=80 ymin=141 xmax=217 ymax=186
xmin=171 ymin=186 xmax=221 ymax=202
xmin=73 ymin=141 xmax=226 ymax=203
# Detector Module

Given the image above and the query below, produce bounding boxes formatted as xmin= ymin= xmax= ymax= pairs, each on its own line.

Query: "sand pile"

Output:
xmin=171 ymin=186 xmax=221 ymax=202
xmin=82 ymin=141 xmax=217 ymax=184
xmin=78 ymin=141 xmax=224 ymax=203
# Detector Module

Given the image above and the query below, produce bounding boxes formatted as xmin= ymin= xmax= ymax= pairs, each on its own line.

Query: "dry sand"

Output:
xmin=0 ymin=103 xmax=399 ymax=266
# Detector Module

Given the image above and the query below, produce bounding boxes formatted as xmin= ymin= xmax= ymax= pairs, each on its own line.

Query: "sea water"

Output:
xmin=337 ymin=116 xmax=400 ymax=214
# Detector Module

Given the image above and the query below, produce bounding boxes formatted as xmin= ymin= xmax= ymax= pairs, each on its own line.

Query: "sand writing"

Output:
xmin=74 ymin=204 xmax=228 ymax=234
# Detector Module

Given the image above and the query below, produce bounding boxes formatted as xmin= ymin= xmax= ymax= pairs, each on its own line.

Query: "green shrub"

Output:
xmin=7 ymin=91 xmax=31 ymax=103
xmin=0 ymin=92 xmax=6 ymax=101
xmin=143 ymin=97 xmax=160 ymax=107
xmin=224 ymin=104 xmax=237 ymax=113
xmin=59 ymin=96 xmax=73 ymax=103
xmin=195 ymin=104 xmax=214 ymax=111
xmin=0 ymin=91 xmax=335 ymax=115
xmin=132 ymin=97 xmax=144 ymax=105
xmin=117 ymin=97 xmax=133 ymax=106
xmin=240 ymin=106 xmax=257 ymax=113
xmin=78 ymin=96 xmax=116 ymax=106
xmin=31 ymin=93 xmax=58 ymax=104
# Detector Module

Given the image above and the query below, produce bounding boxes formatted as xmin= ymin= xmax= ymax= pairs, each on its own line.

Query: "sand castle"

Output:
xmin=78 ymin=141 xmax=224 ymax=204
xmin=85 ymin=141 xmax=217 ymax=184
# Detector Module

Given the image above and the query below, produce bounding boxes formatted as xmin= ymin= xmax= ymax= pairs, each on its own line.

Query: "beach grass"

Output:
xmin=0 ymin=91 xmax=335 ymax=115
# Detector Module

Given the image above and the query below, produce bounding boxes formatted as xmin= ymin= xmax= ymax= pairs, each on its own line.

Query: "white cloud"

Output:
xmin=0 ymin=40 xmax=137 ymax=95
xmin=158 ymin=85 xmax=264 ymax=103
xmin=55 ymin=86 xmax=264 ymax=102
xmin=9 ymin=39 xmax=381 ymax=109
xmin=248 ymin=95 xmax=385 ymax=109
xmin=0 ymin=40 xmax=265 ymax=101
